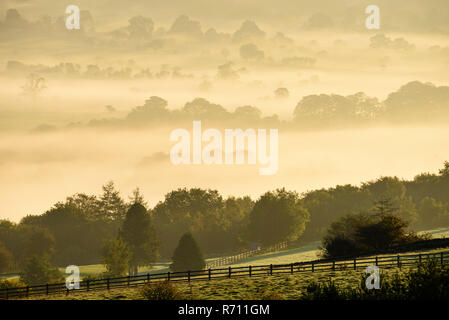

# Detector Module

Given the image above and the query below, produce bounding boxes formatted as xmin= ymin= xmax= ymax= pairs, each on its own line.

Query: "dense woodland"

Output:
xmin=0 ymin=161 xmax=448 ymax=274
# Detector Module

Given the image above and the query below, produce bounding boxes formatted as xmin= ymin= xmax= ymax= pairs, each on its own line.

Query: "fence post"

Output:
xmin=167 ymin=271 xmax=171 ymax=282
xmin=147 ymin=273 xmax=150 ymax=282
xmin=311 ymin=262 xmax=314 ymax=272
xmin=270 ymin=264 xmax=273 ymax=276
xmin=419 ymin=254 xmax=422 ymax=264
xmin=397 ymin=255 xmax=400 ymax=268
xmin=441 ymin=252 xmax=444 ymax=265
xmin=291 ymin=263 xmax=293 ymax=274
xmin=187 ymin=271 xmax=191 ymax=283
xmin=87 ymin=280 xmax=90 ymax=292
xmin=332 ymin=261 xmax=335 ymax=271
xmin=127 ymin=275 xmax=130 ymax=287
xmin=228 ymin=266 xmax=232 ymax=278
xmin=107 ymin=278 xmax=110 ymax=290
xmin=249 ymin=265 xmax=252 ymax=277
xmin=208 ymin=268 xmax=211 ymax=280
xmin=353 ymin=259 xmax=356 ymax=270
xmin=375 ymin=256 xmax=378 ymax=266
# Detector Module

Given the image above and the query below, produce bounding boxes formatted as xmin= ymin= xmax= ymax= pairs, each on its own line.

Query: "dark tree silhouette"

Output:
xmin=120 ymin=203 xmax=159 ymax=275
xmin=170 ymin=232 xmax=205 ymax=272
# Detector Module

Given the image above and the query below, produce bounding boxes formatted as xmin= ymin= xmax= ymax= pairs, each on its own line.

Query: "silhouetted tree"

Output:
xmin=102 ymin=238 xmax=131 ymax=277
xmin=0 ymin=242 xmax=13 ymax=273
xmin=322 ymin=209 xmax=423 ymax=258
xmin=99 ymin=181 xmax=127 ymax=221
xmin=248 ymin=188 xmax=310 ymax=246
xmin=128 ymin=187 xmax=148 ymax=208
xmin=120 ymin=203 xmax=159 ymax=275
xmin=19 ymin=255 xmax=63 ymax=286
xmin=170 ymin=232 xmax=205 ymax=272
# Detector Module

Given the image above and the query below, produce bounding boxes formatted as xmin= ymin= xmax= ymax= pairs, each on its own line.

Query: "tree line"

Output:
xmin=85 ymin=81 xmax=449 ymax=129
xmin=0 ymin=162 xmax=449 ymax=280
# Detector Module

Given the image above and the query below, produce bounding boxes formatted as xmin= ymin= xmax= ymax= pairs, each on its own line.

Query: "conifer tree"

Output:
xmin=120 ymin=203 xmax=159 ymax=275
xmin=170 ymin=232 xmax=205 ymax=272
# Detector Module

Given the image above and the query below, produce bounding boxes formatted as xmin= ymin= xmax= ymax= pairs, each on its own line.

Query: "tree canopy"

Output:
xmin=170 ymin=232 xmax=205 ymax=272
xmin=121 ymin=203 xmax=159 ymax=275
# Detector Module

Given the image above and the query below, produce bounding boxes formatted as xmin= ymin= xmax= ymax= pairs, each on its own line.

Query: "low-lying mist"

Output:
xmin=1 ymin=124 xmax=448 ymax=221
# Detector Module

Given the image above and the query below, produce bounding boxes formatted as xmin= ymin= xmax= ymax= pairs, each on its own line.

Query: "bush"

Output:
xmin=301 ymin=259 xmax=449 ymax=300
xmin=19 ymin=255 xmax=63 ymax=286
xmin=140 ymin=281 xmax=183 ymax=300
xmin=400 ymin=259 xmax=449 ymax=299
xmin=301 ymin=281 xmax=348 ymax=300
xmin=0 ymin=279 xmax=27 ymax=299
xmin=321 ymin=237 xmax=360 ymax=258
xmin=171 ymin=232 xmax=205 ymax=272
xmin=0 ymin=279 xmax=26 ymax=290
xmin=102 ymin=238 xmax=131 ymax=278
xmin=322 ymin=208 xmax=424 ymax=258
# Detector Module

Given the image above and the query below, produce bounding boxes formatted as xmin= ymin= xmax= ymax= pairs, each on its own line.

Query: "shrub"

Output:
xmin=140 ymin=281 xmax=183 ymax=300
xmin=322 ymin=208 xmax=424 ymax=258
xmin=301 ymin=259 xmax=449 ymax=300
xmin=0 ymin=279 xmax=27 ymax=298
xmin=102 ymin=237 xmax=131 ymax=278
xmin=171 ymin=232 xmax=205 ymax=272
xmin=401 ymin=259 xmax=449 ymax=299
xmin=0 ymin=279 xmax=26 ymax=290
xmin=321 ymin=237 xmax=360 ymax=258
xmin=19 ymin=255 xmax=63 ymax=286
xmin=301 ymin=281 xmax=348 ymax=300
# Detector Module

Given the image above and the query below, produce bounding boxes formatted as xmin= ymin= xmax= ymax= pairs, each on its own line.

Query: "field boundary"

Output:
xmin=2 ymin=249 xmax=449 ymax=299
xmin=206 ymin=241 xmax=288 ymax=268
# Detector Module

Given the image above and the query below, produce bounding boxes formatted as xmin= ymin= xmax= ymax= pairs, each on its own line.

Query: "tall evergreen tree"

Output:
xmin=99 ymin=181 xmax=127 ymax=221
xmin=120 ymin=203 xmax=158 ymax=275
xmin=128 ymin=187 xmax=148 ymax=209
xmin=170 ymin=232 xmax=205 ymax=272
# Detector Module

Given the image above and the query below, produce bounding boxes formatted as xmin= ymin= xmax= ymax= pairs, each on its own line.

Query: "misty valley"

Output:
xmin=0 ymin=0 xmax=449 ymax=304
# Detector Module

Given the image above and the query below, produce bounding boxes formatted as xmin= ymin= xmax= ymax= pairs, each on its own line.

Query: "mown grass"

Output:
xmin=21 ymin=264 xmax=415 ymax=300
xmin=3 ymin=226 xmax=448 ymax=281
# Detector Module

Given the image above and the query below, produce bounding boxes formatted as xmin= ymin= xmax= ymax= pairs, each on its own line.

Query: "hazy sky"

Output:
xmin=1 ymin=1 xmax=449 ymax=221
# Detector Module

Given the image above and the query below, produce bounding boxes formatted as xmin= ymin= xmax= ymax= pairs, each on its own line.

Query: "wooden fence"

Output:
xmin=206 ymin=241 xmax=288 ymax=268
xmin=1 ymin=249 xmax=448 ymax=300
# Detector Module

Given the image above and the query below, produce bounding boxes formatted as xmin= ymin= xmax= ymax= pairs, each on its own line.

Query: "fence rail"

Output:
xmin=206 ymin=242 xmax=288 ymax=268
xmin=1 ymin=249 xmax=448 ymax=300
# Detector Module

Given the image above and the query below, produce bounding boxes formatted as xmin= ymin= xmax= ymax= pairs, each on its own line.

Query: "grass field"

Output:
xmin=2 ymin=226 xmax=448 ymax=282
xmin=22 ymin=264 xmax=417 ymax=300
xmin=13 ymin=246 xmax=449 ymax=300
